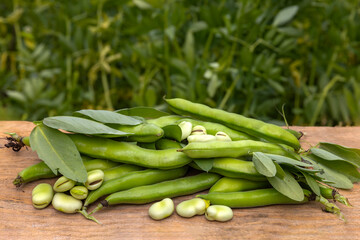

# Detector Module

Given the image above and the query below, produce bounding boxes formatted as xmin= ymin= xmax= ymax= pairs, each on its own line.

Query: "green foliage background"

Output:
xmin=0 ymin=0 xmax=359 ymax=125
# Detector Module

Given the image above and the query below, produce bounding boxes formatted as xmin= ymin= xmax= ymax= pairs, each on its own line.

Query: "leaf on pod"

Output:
xmin=301 ymin=172 xmax=321 ymax=196
xmin=305 ymin=155 xmax=353 ymax=189
xmin=75 ymin=109 xmax=142 ymax=125
xmin=116 ymin=107 xmax=170 ymax=119
xmin=29 ymin=124 xmax=87 ymax=183
xmin=274 ymin=161 xmax=286 ymax=179
xmin=43 ymin=116 xmax=131 ymax=136
xmin=267 ymin=170 xmax=304 ymax=201
xmin=252 ymin=152 xmax=277 ymax=177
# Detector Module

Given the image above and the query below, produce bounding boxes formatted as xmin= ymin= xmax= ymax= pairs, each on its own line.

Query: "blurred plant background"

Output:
xmin=0 ymin=0 xmax=359 ymax=125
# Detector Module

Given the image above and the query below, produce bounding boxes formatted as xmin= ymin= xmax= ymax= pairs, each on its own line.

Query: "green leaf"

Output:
xmin=162 ymin=124 xmax=182 ymax=142
xmin=272 ymin=5 xmax=299 ymax=27
xmin=252 ymin=152 xmax=277 ymax=177
xmin=302 ymin=172 xmax=321 ymax=196
xmin=319 ymin=142 xmax=360 ymax=168
xmin=29 ymin=124 xmax=87 ymax=183
xmin=116 ymin=107 xmax=170 ymax=119
xmin=267 ymin=170 xmax=304 ymax=201
xmin=265 ymin=154 xmax=313 ymax=168
xmin=310 ymin=148 xmax=343 ymax=161
xmin=43 ymin=116 xmax=131 ymax=136
xmin=305 ymin=155 xmax=353 ymax=189
xmin=274 ymin=161 xmax=286 ymax=179
xmin=75 ymin=109 xmax=142 ymax=125
xmin=313 ymin=158 xmax=360 ymax=183
xmin=193 ymin=159 xmax=214 ymax=172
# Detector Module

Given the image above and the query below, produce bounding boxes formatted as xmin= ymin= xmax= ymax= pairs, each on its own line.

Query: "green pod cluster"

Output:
xmin=209 ymin=177 xmax=270 ymax=193
xmin=111 ymin=123 xmax=164 ymax=143
xmin=70 ymin=134 xmax=191 ymax=169
xmin=181 ymin=140 xmax=294 ymax=159
xmin=190 ymin=158 xmax=266 ymax=181
xmin=91 ymin=173 xmax=221 ymax=214
xmin=198 ymin=188 xmax=311 ymax=208
xmin=84 ymin=166 xmax=188 ymax=207
xmin=165 ymin=98 xmax=300 ymax=150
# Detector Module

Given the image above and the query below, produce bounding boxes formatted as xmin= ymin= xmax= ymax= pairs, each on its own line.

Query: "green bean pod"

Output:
xmin=165 ymin=98 xmax=300 ymax=150
xmin=90 ymin=173 xmax=221 ymax=214
xmin=137 ymin=142 xmax=156 ymax=150
xmin=209 ymin=177 xmax=270 ymax=193
xmin=147 ymin=115 xmax=184 ymax=128
xmin=82 ymin=158 xmax=119 ymax=171
xmin=103 ymin=164 xmax=144 ymax=182
xmin=198 ymin=188 xmax=312 ymax=208
xmin=84 ymin=166 xmax=188 ymax=208
xmin=180 ymin=140 xmax=293 ymax=159
xmin=190 ymin=158 xmax=266 ymax=181
xmin=69 ymin=134 xmax=191 ymax=169
xmin=13 ymin=158 xmax=120 ymax=187
xmin=111 ymin=123 xmax=164 ymax=143
xmin=13 ymin=161 xmax=57 ymax=187
xmin=176 ymin=118 xmax=256 ymax=141
xmin=155 ymin=139 xmax=183 ymax=150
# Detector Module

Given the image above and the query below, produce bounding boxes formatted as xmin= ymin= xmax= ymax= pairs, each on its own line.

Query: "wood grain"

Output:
xmin=1 ymin=122 xmax=360 ymax=240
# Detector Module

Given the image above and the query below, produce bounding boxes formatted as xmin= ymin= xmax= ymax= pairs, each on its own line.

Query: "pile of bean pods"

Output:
xmin=7 ymin=97 xmax=359 ymax=223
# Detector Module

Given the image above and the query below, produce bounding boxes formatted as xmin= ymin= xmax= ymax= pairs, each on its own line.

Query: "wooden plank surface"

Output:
xmin=1 ymin=121 xmax=360 ymax=240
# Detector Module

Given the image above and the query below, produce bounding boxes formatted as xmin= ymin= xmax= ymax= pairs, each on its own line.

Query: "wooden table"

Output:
xmin=1 ymin=121 xmax=360 ymax=240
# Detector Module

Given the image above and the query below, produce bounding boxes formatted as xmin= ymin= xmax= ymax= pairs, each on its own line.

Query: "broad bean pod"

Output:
xmin=209 ymin=177 xmax=270 ymax=193
xmin=190 ymin=158 xmax=266 ymax=181
xmin=69 ymin=134 xmax=191 ymax=169
xmin=103 ymin=164 xmax=144 ymax=182
xmin=165 ymin=98 xmax=300 ymax=150
xmin=110 ymin=123 xmax=164 ymax=143
xmin=147 ymin=115 xmax=183 ymax=128
xmin=84 ymin=166 xmax=188 ymax=208
xmin=198 ymin=188 xmax=312 ymax=208
xmin=180 ymin=140 xmax=294 ymax=159
xmin=13 ymin=157 xmax=119 ymax=187
xmin=155 ymin=139 xmax=183 ymax=150
xmin=148 ymin=116 xmax=255 ymax=141
xmin=90 ymin=173 xmax=221 ymax=215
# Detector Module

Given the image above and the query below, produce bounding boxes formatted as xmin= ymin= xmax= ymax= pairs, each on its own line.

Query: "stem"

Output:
xmin=65 ymin=17 xmax=73 ymax=104
xmin=310 ymin=75 xmax=344 ymax=125
xmin=4 ymin=133 xmax=29 ymax=151
xmin=316 ymin=195 xmax=346 ymax=222
xmin=163 ymin=4 xmax=171 ymax=98
xmin=13 ymin=0 xmax=25 ymax=80
xmin=320 ymin=186 xmax=352 ymax=207
xmin=78 ymin=209 xmax=101 ymax=224
xmin=219 ymin=75 xmax=239 ymax=109
xmin=97 ymin=0 xmax=113 ymax=110
xmin=89 ymin=201 xmax=105 ymax=215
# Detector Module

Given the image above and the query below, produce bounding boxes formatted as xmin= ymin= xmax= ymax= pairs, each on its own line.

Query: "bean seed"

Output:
xmin=52 ymin=193 xmax=83 ymax=214
xmin=178 ymin=121 xmax=192 ymax=141
xmin=148 ymin=198 xmax=174 ymax=220
xmin=32 ymin=183 xmax=54 ymax=209
xmin=205 ymin=205 xmax=233 ymax=222
xmin=53 ymin=176 xmax=76 ymax=193
xmin=70 ymin=186 xmax=88 ymax=200
xmin=85 ymin=169 xmax=104 ymax=190
xmin=176 ymin=198 xmax=209 ymax=218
